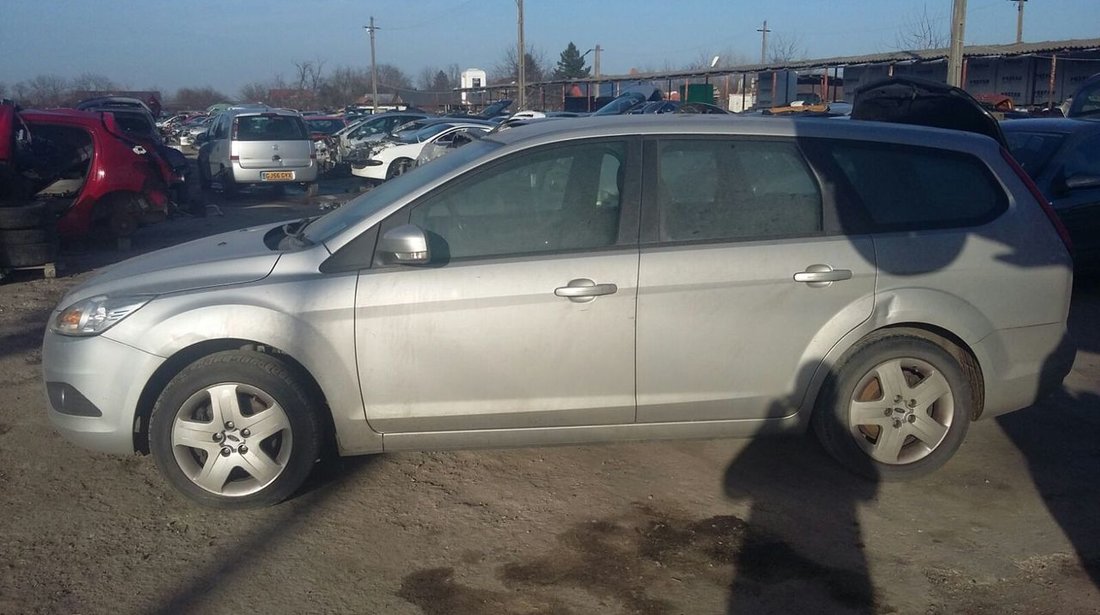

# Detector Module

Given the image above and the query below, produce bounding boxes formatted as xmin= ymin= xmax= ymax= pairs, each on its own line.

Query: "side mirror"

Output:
xmin=378 ymin=224 xmax=431 ymax=264
xmin=1065 ymin=174 xmax=1100 ymax=191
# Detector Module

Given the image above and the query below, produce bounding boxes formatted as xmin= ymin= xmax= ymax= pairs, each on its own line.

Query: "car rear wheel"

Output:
xmin=813 ymin=332 xmax=972 ymax=480
xmin=149 ymin=350 xmax=322 ymax=508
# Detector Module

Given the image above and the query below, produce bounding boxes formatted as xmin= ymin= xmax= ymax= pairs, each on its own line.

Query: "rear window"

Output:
xmin=825 ymin=140 xmax=1007 ymax=230
xmin=305 ymin=119 xmax=344 ymax=134
xmin=234 ymin=115 xmax=308 ymax=141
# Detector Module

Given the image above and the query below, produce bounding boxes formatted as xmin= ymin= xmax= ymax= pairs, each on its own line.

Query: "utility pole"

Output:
xmin=757 ymin=20 xmax=771 ymax=64
xmin=364 ymin=18 xmax=379 ymax=114
xmin=1009 ymin=0 xmax=1027 ymax=44
xmin=516 ymin=0 xmax=525 ymax=110
xmin=947 ymin=0 xmax=967 ymax=87
xmin=594 ymin=44 xmax=602 ymax=101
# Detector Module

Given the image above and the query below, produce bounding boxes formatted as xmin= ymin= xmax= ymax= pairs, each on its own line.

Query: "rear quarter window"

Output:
xmin=823 ymin=140 xmax=1007 ymax=231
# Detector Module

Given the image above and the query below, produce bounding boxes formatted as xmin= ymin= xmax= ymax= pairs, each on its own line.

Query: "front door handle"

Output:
xmin=793 ymin=264 xmax=852 ymax=287
xmin=555 ymin=278 xmax=618 ymax=303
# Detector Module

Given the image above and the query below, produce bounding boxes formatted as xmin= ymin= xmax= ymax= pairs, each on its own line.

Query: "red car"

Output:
xmin=14 ymin=109 xmax=170 ymax=238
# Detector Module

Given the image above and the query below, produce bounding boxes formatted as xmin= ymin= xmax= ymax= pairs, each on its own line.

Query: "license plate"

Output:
xmin=261 ymin=171 xmax=295 ymax=181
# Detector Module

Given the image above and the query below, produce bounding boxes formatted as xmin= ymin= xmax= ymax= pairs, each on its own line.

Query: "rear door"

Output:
xmin=636 ymin=137 xmax=876 ymax=423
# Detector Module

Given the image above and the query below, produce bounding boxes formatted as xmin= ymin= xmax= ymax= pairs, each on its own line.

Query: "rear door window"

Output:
xmin=823 ymin=140 xmax=1007 ymax=230
xmin=656 ymin=139 xmax=823 ymax=242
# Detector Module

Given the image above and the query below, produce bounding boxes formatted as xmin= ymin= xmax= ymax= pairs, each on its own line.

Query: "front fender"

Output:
xmin=104 ymin=272 xmax=384 ymax=454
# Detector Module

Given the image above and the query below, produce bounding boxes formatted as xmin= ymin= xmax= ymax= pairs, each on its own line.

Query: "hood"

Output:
xmin=851 ymin=77 xmax=1007 ymax=148
xmin=62 ymin=222 xmax=284 ymax=304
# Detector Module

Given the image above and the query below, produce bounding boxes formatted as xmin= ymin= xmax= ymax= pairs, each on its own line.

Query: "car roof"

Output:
xmin=226 ymin=107 xmax=301 ymax=118
xmin=482 ymin=114 xmax=1003 ymax=153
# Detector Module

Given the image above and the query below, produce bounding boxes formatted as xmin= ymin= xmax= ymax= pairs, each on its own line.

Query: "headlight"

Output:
xmin=51 ymin=295 xmax=153 ymax=336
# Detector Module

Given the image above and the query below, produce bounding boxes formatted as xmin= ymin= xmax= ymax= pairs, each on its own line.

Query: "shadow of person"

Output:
xmin=724 ymin=392 xmax=880 ymax=614
xmin=996 ymin=277 xmax=1100 ymax=590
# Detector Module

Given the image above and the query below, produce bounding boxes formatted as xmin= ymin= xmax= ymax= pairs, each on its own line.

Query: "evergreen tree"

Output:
xmin=432 ymin=70 xmax=450 ymax=92
xmin=553 ymin=42 xmax=591 ymax=79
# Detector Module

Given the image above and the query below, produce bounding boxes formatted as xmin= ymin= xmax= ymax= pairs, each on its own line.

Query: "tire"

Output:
xmin=221 ymin=169 xmax=239 ymax=197
xmin=0 ymin=241 xmax=58 ymax=267
xmin=197 ymin=157 xmax=212 ymax=191
xmin=0 ymin=203 xmax=49 ymax=230
xmin=304 ymin=182 xmax=319 ymax=197
xmin=386 ymin=158 xmax=413 ymax=180
xmin=812 ymin=332 xmax=972 ymax=481
xmin=149 ymin=350 xmax=322 ymax=508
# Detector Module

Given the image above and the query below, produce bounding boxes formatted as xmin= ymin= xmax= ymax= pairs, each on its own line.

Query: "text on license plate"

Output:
xmin=261 ymin=171 xmax=295 ymax=181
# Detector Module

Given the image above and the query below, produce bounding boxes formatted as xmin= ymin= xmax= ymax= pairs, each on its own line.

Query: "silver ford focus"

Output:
xmin=43 ymin=113 xmax=1075 ymax=508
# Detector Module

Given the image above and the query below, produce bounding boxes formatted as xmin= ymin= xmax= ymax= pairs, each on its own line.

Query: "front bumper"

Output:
xmin=42 ymin=329 xmax=165 ymax=455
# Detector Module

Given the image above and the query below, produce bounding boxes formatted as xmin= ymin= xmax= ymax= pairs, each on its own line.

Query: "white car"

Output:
xmin=351 ymin=122 xmax=491 ymax=181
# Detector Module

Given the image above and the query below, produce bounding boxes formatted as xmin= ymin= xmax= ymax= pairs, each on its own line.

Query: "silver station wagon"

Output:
xmin=43 ymin=114 xmax=1075 ymax=507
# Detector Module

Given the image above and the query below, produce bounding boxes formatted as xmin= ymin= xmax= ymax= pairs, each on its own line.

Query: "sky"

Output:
xmin=2 ymin=0 xmax=1098 ymax=97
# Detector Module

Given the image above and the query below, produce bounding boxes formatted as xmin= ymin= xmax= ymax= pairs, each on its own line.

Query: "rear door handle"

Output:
xmin=555 ymin=278 xmax=618 ymax=303
xmin=793 ymin=264 xmax=852 ymax=287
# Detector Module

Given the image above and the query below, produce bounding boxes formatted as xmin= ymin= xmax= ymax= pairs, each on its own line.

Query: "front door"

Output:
xmin=355 ymin=138 xmax=641 ymax=433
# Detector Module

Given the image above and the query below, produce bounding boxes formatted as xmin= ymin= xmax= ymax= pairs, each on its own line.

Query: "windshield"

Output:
xmin=594 ymin=92 xmax=647 ymax=116
xmin=1005 ymin=131 xmax=1067 ymax=178
xmin=1068 ymin=77 xmax=1100 ymax=117
xmin=413 ymin=123 xmax=454 ymax=141
xmin=302 ymin=138 xmax=502 ymax=244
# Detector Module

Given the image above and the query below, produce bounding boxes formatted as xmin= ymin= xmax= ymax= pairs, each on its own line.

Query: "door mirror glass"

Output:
xmin=1066 ymin=174 xmax=1100 ymax=191
xmin=378 ymin=224 xmax=431 ymax=264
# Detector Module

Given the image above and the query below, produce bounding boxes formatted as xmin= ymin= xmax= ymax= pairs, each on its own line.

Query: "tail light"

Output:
xmin=1001 ymin=148 xmax=1073 ymax=255
xmin=231 ymin=119 xmax=238 ymax=140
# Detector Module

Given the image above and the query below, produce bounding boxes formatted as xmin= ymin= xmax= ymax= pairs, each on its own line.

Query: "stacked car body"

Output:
xmin=1 ymin=101 xmax=171 ymax=267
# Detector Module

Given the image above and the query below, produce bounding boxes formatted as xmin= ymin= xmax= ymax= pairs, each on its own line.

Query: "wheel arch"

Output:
xmin=805 ymin=322 xmax=986 ymax=431
xmin=133 ymin=338 xmax=332 ymax=455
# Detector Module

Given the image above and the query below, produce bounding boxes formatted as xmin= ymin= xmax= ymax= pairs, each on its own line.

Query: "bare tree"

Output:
xmin=895 ymin=3 xmax=947 ymax=50
xmin=375 ymin=64 xmax=411 ymax=92
xmin=239 ymin=81 xmax=269 ymax=104
xmin=19 ymin=75 xmax=68 ymax=107
xmin=768 ymin=33 xmax=807 ymax=63
xmin=294 ymin=59 xmax=327 ymax=93
xmin=319 ymin=65 xmax=371 ymax=108
xmin=70 ymin=72 xmax=117 ymax=93
xmin=492 ymin=46 xmax=549 ymax=84
xmin=417 ymin=66 xmax=440 ymax=91
xmin=174 ymin=87 xmax=228 ymax=110
xmin=447 ymin=64 xmax=462 ymax=88
xmin=0 ymin=82 xmax=7 ymax=99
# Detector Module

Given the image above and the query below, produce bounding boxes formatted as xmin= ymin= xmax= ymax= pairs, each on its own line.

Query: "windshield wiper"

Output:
xmin=276 ymin=216 xmax=317 ymax=249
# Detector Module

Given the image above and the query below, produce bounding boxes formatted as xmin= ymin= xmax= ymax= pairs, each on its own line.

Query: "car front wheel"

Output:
xmin=813 ymin=332 xmax=972 ymax=480
xmin=149 ymin=350 xmax=322 ymax=508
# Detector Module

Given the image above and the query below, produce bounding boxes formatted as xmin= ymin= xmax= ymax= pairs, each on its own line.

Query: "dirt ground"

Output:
xmin=1 ymin=181 xmax=1098 ymax=615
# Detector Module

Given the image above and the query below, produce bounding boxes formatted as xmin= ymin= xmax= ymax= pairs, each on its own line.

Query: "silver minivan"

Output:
xmin=43 ymin=115 xmax=1075 ymax=508
xmin=198 ymin=107 xmax=318 ymax=196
